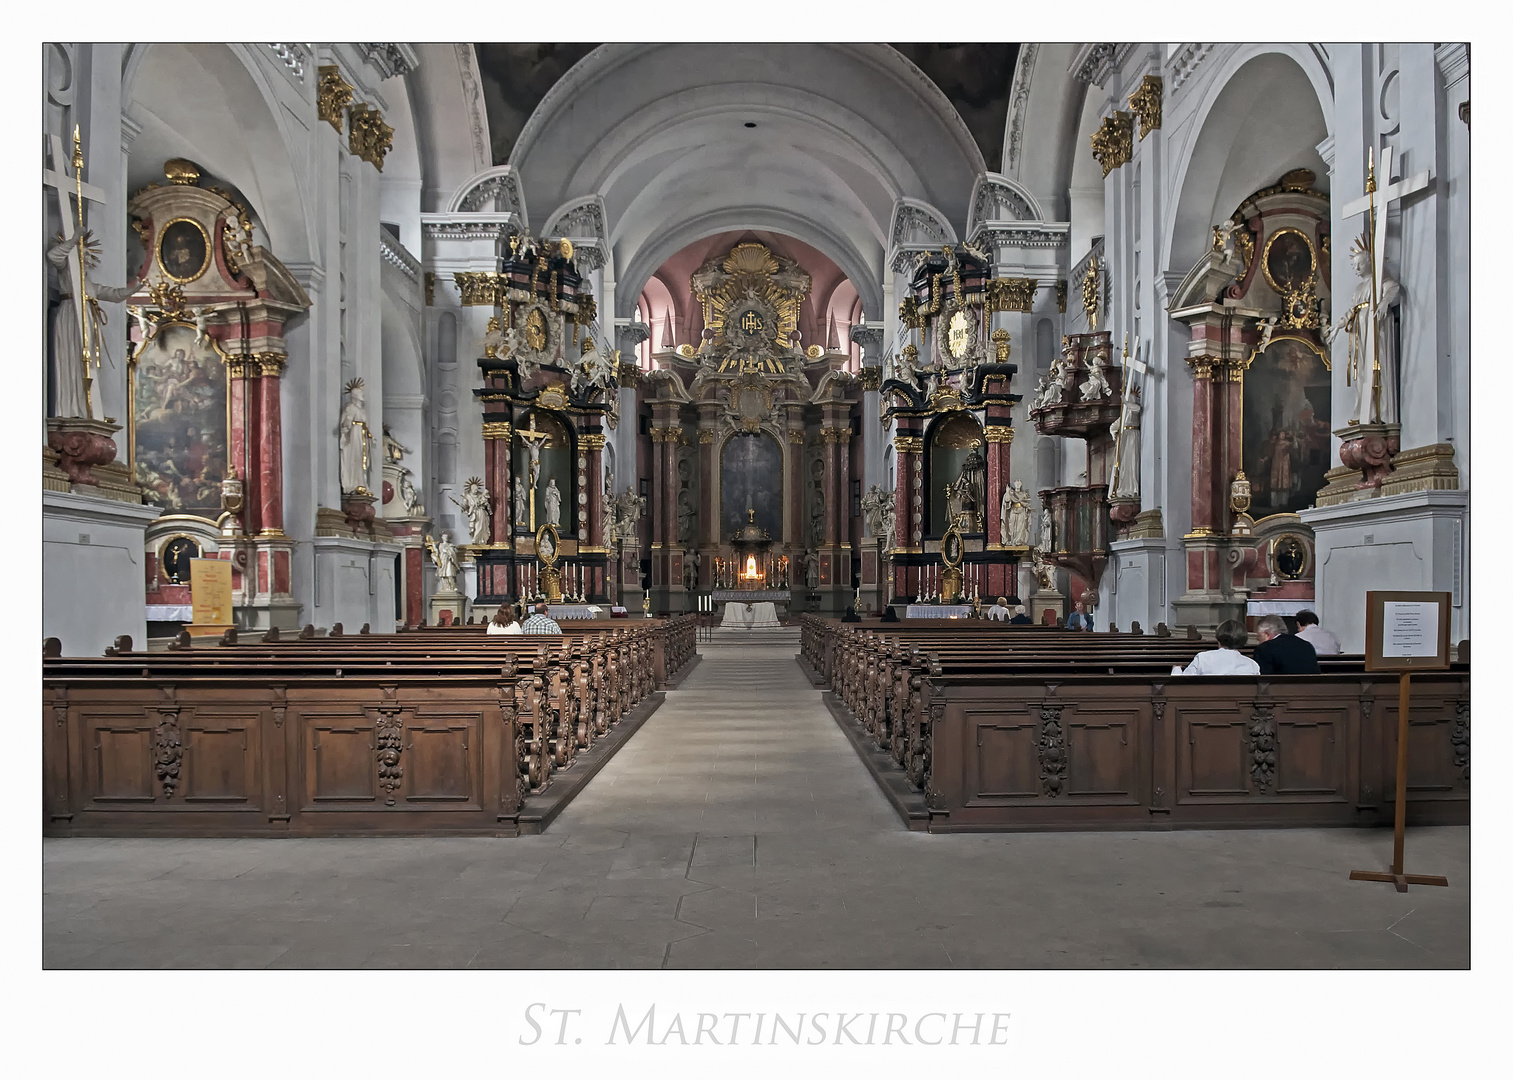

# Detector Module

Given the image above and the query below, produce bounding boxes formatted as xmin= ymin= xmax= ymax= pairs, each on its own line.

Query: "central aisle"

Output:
xmin=43 ymin=634 xmax=1469 ymax=969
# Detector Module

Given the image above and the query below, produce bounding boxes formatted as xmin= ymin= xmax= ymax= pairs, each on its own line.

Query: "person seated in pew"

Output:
xmin=880 ymin=606 xmax=900 ymax=623
xmin=487 ymin=604 xmax=523 ymax=635
xmin=1066 ymin=599 xmax=1094 ymax=632
xmin=985 ymin=596 xmax=1013 ymax=621
xmin=1009 ymin=604 xmax=1032 ymax=625
xmin=521 ymin=602 xmax=563 ymax=635
xmin=1293 ymin=609 xmax=1342 ymax=655
xmin=841 ymin=606 xmax=862 ymax=623
xmin=1253 ymin=613 xmax=1319 ymax=674
xmin=1174 ymin=619 xmax=1260 ymax=675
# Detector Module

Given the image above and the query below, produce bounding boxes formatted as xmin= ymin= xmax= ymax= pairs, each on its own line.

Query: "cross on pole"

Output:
xmin=43 ymin=128 xmax=109 ymax=418
xmin=516 ymin=414 xmax=550 ymax=531
xmin=1340 ymin=146 xmax=1433 ymax=422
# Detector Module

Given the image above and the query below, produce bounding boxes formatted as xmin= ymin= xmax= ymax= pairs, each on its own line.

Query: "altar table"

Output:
xmin=720 ymin=601 xmax=781 ymax=628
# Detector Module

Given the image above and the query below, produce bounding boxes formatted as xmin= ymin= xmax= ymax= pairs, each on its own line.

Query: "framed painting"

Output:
xmin=1242 ymin=334 xmax=1332 ymax=516
xmin=131 ymin=321 xmax=228 ymax=519
xmin=156 ymin=217 xmax=212 ymax=284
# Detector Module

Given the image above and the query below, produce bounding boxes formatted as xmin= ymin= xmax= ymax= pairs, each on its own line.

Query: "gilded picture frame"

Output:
xmin=156 ymin=216 xmax=212 ymax=284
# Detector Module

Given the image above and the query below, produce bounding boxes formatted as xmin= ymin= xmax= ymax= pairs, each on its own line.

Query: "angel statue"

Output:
xmin=425 ymin=531 xmax=460 ymax=594
xmin=338 ymin=378 xmax=375 ymax=495
xmin=46 ymin=230 xmax=136 ymax=419
xmin=382 ymin=424 xmax=411 ymax=464
xmin=1030 ymin=548 xmax=1056 ymax=592
xmin=1079 ymin=349 xmax=1112 ymax=401
xmin=449 ymin=476 xmax=492 ymax=544
xmin=397 ymin=472 xmax=423 ymax=516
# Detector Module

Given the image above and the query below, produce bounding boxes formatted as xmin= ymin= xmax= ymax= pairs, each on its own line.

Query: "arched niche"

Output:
xmin=720 ymin=432 xmax=783 ymax=543
xmin=513 ymin=409 xmax=575 ymax=535
xmin=926 ymin=411 xmax=985 ymax=537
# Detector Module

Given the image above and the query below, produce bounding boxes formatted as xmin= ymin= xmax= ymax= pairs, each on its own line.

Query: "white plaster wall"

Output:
xmin=43 ymin=493 xmax=161 ymax=657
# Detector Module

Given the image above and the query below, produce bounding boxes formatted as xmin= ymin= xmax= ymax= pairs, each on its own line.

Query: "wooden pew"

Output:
xmin=802 ymin=615 xmax=1471 ymax=833
xmin=41 ymin=615 xmax=698 ymax=838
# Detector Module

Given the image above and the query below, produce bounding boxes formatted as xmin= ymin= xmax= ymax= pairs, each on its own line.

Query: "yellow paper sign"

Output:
xmin=189 ymin=557 xmax=234 ymax=630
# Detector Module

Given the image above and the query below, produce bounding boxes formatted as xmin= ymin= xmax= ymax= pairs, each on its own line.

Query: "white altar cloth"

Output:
xmin=720 ymin=600 xmax=781 ymax=628
xmin=905 ymin=604 xmax=973 ymax=619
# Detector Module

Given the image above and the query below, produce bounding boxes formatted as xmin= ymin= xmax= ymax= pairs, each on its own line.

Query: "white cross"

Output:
xmin=1340 ymin=145 xmax=1432 ymax=372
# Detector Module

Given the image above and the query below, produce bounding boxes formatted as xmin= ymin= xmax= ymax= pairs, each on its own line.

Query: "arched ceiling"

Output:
xmin=502 ymin=43 xmax=987 ymax=318
xmin=889 ymin=43 xmax=1019 ymax=169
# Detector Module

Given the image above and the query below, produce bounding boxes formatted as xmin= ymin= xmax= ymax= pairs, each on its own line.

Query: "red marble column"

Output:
xmin=585 ymin=435 xmax=604 ymax=547
xmin=405 ymin=545 xmax=424 ymax=626
xmin=698 ymin=427 xmax=715 ymax=549
xmin=1224 ymin=361 xmax=1243 ymax=532
xmin=650 ymin=432 xmax=666 ymax=549
xmin=823 ymin=429 xmax=839 ymax=547
xmin=663 ymin=430 xmax=680 ymax=551
xmin=227 ymin=361 xmax=261 ymax=535
xmin=788 ymin=429 xmax=805 ymax=551
xmin=1189 ymin=357 xmax=1215 ymax=532
xmin=257 ymin=356 xmax=285 ymax=534
xmin=836 ymin=430 xmax=851 ymax=584
xmin=485 ymin=426 xmax=512 ymax=542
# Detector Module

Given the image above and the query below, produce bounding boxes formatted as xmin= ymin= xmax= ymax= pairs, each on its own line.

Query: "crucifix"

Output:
xmin=516 ymin=414 xmax=550 ymax=531
xmin=43 ymin=127 xmax=109 ymax=419
xmin=1339 ymin=146 xmax=1432 ymax=424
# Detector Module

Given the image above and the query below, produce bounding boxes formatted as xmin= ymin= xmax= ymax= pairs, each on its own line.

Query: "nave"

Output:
xmin=43 ymin=634 xmax=1468 ymax=969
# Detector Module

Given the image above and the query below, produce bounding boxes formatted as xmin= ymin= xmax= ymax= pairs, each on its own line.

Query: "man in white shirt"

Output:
xmin=1175 ymin=619 xmax=1260 ymax=675
xmin=1293 ymin=610 xmax=1342 ymax=655
xmin=985 ymin=596 xmax=1012 ymax=621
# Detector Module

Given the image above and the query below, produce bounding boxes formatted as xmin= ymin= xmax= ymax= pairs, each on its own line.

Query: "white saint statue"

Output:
xmin=1002 ymin=479 xmax=1032 ymax=547
xmin=543 ymin=478 xmax=562 ymax=527
xmin=427 ymin=531 xmax=459 ymax=593
xmin=1039 ymin=508 xmax=1053 ymax=554
xmin=1328 ymin=234 xmax=1401 ymax=425
xmin=1108 ymin=384 xmax=1143 ymax=501
xmin=450 ymin=476 xmax=492 ymax=544
xmin=514 ymin=477 xmax=528 ymax=525
xmin=398 ymin=472 xmax=422 ymax=516
xmin=338 ymin=378 xmax=375 ymax=494
xmin=878 ymin=499 xmax=896 ymax=553
xmin=804 ymin=548 xmax=820 ymax=589
xmin=46 ymin=232 xmax=135 ymax=419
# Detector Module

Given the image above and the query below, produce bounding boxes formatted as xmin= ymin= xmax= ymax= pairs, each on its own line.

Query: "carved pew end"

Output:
xmin=43 ymin=637 xmax=62 ymax=658
xmin=104 ymin=634 xmax=133 ymax=656
xmin=262 ymin=626 xmax=281 ymax=643
xmin=1186 ymin=624 xmax=1200 ymax=640
xmin=1131 ymin=621 xmax=1144 ymax=635
xmin=1155 ymin=622 xmax=1171 ymax=637
xmin=169 ymin=629 xmax=193 ymax=651
xmin=1457 ymin=639 xmax=1470 ymax=663
xmin=360 ymin=623 xmax=371 ymax=634
xmin=331 ymin=622 xmax=344 ymax=637
xmin=220 ymin=627 xmax=238 ymax=646
xmin=300 ymin=624 xmax=316 ymax=640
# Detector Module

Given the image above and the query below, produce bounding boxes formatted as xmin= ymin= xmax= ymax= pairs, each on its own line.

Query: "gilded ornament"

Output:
xmin=946 ymin=308 xmax=974 ymax=359
xmin=348 ymin=104 xmax=394 ymax=171
xmin=163 ymin=158 xmax=201 ymax=186
xmin=699 ymin=429 xmax=715 ymax=444
xmin=1056 ymin=280 xmax=1068 ymax=314
xmin=424 ymin=271 xmax=435 ymax=306
xmin=453 ymin=271 xmax=502 ymax=307
xmin=984 ymin=278 xmax=1038 ymax=313
xmin=1080 ymin=257 xmax=1102 ymax=330
xmin=1186 ymin=355 xmax=1216 ymax=380
xmin=893 ymin=435 xmax=924 ymax=454
xmin=256 ymin=352 xmax=287 ymax=377
xmin=992 ymin=328 xmax=1010 ymax=363
xmin=1090 ymin=111 xmax=1134 ymax=178
xmin=524 ymin=308 xmax=549 ymax=352
xmin=558 ymin=238 xmax=574 ymax=260
xmin=1127 ymin=75 xmax=1163 ymax=140
xmin=316 ymin=65 xmax=354 ymax=132
xmin=789 ymin=429 xmax=806 ymax=444
xmin=858 ymin=365 xmax=883 ymax=390
xmin=578 ymin=433 xmax=606 ymax=450
xmin=984 ymin=424 xmax=1014 ymax=443
xmin=481 ymin=422 xmax=513 ymax=441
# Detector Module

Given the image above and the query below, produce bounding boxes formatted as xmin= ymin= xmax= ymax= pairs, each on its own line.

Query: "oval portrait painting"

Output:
xmin=157 ymin=218 xmax=211 ymax=284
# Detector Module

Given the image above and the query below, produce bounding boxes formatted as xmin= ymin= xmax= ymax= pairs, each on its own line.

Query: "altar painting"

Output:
xmin=720 ymin=432 xmax=782 ymax=539
xmin=1242 ymin=336 xmax=1331 ymax=515
xmin=133 ymin=322 xmax=228 ymax=517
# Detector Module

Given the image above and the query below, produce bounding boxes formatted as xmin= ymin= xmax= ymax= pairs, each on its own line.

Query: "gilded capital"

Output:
xmin=316 ymin=65 xmax=353 ymax=132
xmin=1090 ymin=110 xmax=1134 ymax=177
xmin=454 ymin=271 xmax=503 ymax=307
xmin=1128 ymin=75 xmax=1163 ymax=140
xmin=348 ymin=104 xmax=394 ymax=171
xmin=857 ymin=365 xmax=883 ymax=391
xmin=788 ymin=428 xmax=806 ymax=444
xmin=698 ymin=429 xmax=715 ymax=444
xmin=482 ymin=422 xmax=513 ymax=441
xmin=256 ymin=352 xmax=287 ymax=377
xmin=579 ymin=433 xmax=606 ymax=450
xmin=984 ymin=278 xmax=1037 ymax=313
xmin=1187 ymin=355 xmax=1217 ymax=380
xmin=984 ymin=424 xmax=1014 ymax=444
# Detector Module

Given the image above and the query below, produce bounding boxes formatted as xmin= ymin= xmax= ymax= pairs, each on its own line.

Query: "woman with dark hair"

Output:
xmin=1174 ymin=619 xmax=1259 ymax=675
xmin=487 ymin=604 xmax=523 ymax=635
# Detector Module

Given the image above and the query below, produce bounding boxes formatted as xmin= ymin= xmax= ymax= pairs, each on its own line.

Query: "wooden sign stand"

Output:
xmin=1349 ymin=591 xmax=1452 ymax=893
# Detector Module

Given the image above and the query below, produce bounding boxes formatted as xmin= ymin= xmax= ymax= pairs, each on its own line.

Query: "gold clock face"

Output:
xmin=947 ymin=309 xmax=973 ymax=359
xmin=524 ymin=308 xmax=548 ymax=352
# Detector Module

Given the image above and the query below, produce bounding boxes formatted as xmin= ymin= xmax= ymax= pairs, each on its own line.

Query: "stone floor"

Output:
xmin=43 ymin=632 xmax=1470 ymax=968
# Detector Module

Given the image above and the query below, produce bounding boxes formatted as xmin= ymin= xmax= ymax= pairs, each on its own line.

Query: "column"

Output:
xmin=1187 ymin=357 xmax=1215 ymax=534
xmin=482 ymin=421 xmax=512 ymax=542
xmin=256 ymin=353 xmax=286 ymax=536
xmin=822 ymin=427 xmax=839 ymax=548
xmin=788 ymin=425 xmax=805 ymax=552
xmin=226 ymin=356 xmax=258 ymax=534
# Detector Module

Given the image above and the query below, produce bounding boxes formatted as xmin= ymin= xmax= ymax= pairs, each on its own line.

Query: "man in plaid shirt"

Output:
xmin=520 ymin=602 xmax=562 ymax=634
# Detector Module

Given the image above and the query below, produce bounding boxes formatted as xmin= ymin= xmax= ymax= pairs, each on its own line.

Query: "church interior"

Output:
xmin=38 ymin=38 xmax=1475 ymax=1000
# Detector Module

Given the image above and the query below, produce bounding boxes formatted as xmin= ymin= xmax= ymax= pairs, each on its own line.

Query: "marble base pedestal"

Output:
xmin=1106 ymin=537 xmax=1170 ymax=634
xmin=311 ymin=535 xmax=403 ymax=633
xmin=428 ymin=590 xmax=469 ymax=627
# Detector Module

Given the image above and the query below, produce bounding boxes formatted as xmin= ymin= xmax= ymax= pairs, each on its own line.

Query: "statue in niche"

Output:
xmin=602 ymin=470 xmax=617 ymax=543
xmin=382 ymin=425 xmax=411 ymax=464
xmin=683 ymin=548 xmax=700 ymax=591
xmin=398 ymin=472 xmax=422 ymax=516
xmin=861 ymin=485 xmax=890 ymax=546
xmin=612 ymin=485 xmax=646 ymax=543
xmin=948 ymin=442 xmax=986 ymax=530
xmin=513 ymin=477 xmax=528 ymax=526
xmin=1079 ymin=349 xmax=1112 ymax=401
xmin=426 ymin=531 xmax=460 ymax=594
xmin=1002 ymin=479 xmax=1032 ymax=547
xmin=543 ymin=477 xmax=563 ymax=527
xmin=450 ymin=476 xmax=492 ymax=544
xmin=1030 ymin=548 xmax=1056 ymax=592
xmin=1039 ymin=508 xmax=1053 ymax=553
xmin=46 ymin=232 xmax=136 ymax=419
xmin=804 ymin=548 xmax=820 ymax=590
xmin=338 ymin=377 xmax=375 ymax=494
xmin=1327 ymin=232 xmax=1401 ymax=425
xmin=677 ymin=489 xmax=695 ymax=545
xmin=1108 ymin=382 xmax=1143 ymax=501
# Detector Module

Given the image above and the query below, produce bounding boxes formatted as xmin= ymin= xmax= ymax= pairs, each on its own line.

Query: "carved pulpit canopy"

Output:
xmin=690 ymin=242 xmax=811 ymax=377
xmin=127 ymin=160 xmax=310 ymax=314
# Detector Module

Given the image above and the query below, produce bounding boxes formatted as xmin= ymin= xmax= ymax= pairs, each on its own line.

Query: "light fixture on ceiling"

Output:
xmin=744 ymin=122 xmax=757 ymax=129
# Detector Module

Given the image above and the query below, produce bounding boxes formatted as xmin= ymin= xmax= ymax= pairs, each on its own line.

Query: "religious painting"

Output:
xmin=1262 ymin=227 xmax=1316 ymax=293
xmin=720 ymin=432 xmax=782 ymax=541
xmin=156 ymin=217 xmax=211 ymax=284
xmin=1242 ymin=335 xmax=1332 ymax=516
xmin=133 ymin=322 xmax=228 ymax=518
xmin=926 ymin=412 xmax=985 ymax=536
xmin=159 ymin=535 xmax=201 ymax=584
